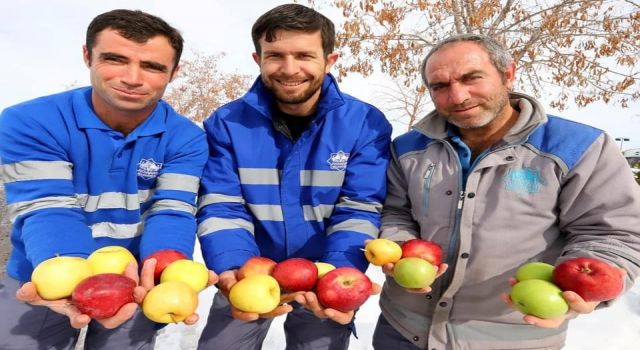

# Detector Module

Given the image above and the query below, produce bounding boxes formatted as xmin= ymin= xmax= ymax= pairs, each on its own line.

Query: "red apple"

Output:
xmin=272 ymin=258 xmax=318 ymax=292
xmin=72 ymin=273 xmax=136 ymax=319
xmin=143 ymin=249 xmax=188 ymax=283
xmin=316 ymin=267 xmax=373 ymax=312
xmin=237 ymin=256 xmax=277 ymax=280
xmin=401 ymin=239 xmax=443 ymax=266
xmin=552 ymin=257 xmax=624 ymax=302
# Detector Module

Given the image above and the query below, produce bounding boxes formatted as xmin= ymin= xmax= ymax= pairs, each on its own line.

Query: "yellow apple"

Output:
xmin=229 ymin=274 xmax=280 ymax=314
xmin=87 ymin=246 xmax=136 ymax=275
xmin=142 ymin=281 xmax=198 ymax=323
xmin=31 ymin=256 xmax=93 ymax=300
xmin=160 ymin=259 xmax=209 ymax=292
xmin=315 ymin=262 xmax=336 ymax=278
xmin=364 ymin=239 xmax=402 ymax=266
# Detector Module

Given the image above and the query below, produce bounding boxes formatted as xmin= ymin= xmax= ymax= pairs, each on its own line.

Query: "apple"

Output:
xmin=87 ymin=246 xmax=136 ymax=275
xmin=401 ymin=239 xmax=443 ymax=266
xmin=315 ymin=262 xmax=336 ymax=278
xmin=515 ymin=262 xmax=554 ymax=282
xmin=272 ymin=258 xmax=318 ymax=292
xmin=229 ymin=274 xmax=281 ymax=314
xmin=510 ymin=279 xmax=569 ymax=319
xmin=72 ymin=273 xmax=136 ymax=319
xmin=393 ymin=257 xmax=438 ymax=289
xmin=143 ymin=249 xmax=187 ymax=283
xmin=237 ymin=256 xmax=277 ymax=280
xmin=552 ymin=257 xmax=624 ymax=302
xmin=160 ymin=259 xmax=209 ymax=292
xmin=316 ymin=267 xmax=373 ymax=312
xmin=142 ymin=281 xmax=198 ymax=323
xmin=364 ymin=239 xmax=402 ymax=266
xmin=31 ymin=256 xmax=93 ymax=300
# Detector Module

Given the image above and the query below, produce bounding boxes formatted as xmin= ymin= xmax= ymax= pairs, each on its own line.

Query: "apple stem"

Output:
xmin=359 ymin=248 xmax=367 ymax=252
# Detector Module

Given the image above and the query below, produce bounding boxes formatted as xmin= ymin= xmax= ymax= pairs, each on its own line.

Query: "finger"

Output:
xmin=563 ymin=291 xmax=599 ymax=314
xmin=69 ymin=314 xmax=92 ymax=329
xmin=230 ymin=306 xmax=259 ymax=322
xmin=260 ymin=304 xmax=293 ymax=318
xmin=207 ymin=271 xmax=219 ymax=287
xmin=499 ymin=293 xmax=514 ymax=307
xmin=522 ymin=314 xmax=568 ymax=328
xmin=139 ymin=258 xmax=157 ymax=290
xmin=364 ymin=239 xmax=372 ymax=245
xmin=435 ymin=263 xmax=449 ymax=278
xmin=381 ymin=263 xmax=394 ymax=276
xmin=407 ymin=286 xmax=432 ymax=294
xmin=96 ymin=302 xmax=138 ymax=329
xmin=217 ymin=271 xmax=238 ymax=295
xmin=16 ymin=282 xmax=40 ymax=303
xmin=123 ymin=261 xmax=140 ymax=285
xmin=280 ymin=291 xmax=305 ymax=304
xmin=323 ymin=308 xmax=354 ymax=325
xmin=133 ymin=286 xmax=147 ymax=304
xmin=183 ymin=313 xmax=200 ymax=325
xmin=371 ymin=283 xmax=382 ymax=295
xmin=508 ymin=277 xmax=518 ymax=286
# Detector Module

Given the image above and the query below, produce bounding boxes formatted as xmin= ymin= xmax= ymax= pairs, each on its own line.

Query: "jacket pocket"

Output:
xmin=422 ymin=163 xmax=436 ymax=213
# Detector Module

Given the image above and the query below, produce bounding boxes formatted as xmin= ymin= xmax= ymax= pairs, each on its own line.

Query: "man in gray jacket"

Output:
xmin=373 ymin=33 xmax=640 ymax=350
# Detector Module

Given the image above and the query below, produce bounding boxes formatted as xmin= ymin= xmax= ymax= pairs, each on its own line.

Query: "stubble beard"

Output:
xmin=264 ymin=75 xmax=324 ymax=106
xmin=446 ymin=90 xmax=510 ymax=130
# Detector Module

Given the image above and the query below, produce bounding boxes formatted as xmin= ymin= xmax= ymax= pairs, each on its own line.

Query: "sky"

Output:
xmin=1 ymin=0 xmax=639 ymax=150
xmin=2 ymin=1 xmax=639 ymax=350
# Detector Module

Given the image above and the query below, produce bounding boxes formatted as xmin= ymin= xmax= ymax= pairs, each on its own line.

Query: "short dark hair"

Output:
xmin=251 ymin=4 xmax=335 ymax=56
xmin=86 ymin=9 xmax=183 ymax=71
xmin=421 ymin=33 xmax=513 ymax=86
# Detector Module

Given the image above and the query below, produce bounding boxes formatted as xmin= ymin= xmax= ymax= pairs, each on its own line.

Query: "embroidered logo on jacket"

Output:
xmin=137 ymin=159 xmax=163 ymax=180
xmin=327 ymin=151 xmax=350 ymax=171
xmin=503 ymin=168 xmax=545 ymax=196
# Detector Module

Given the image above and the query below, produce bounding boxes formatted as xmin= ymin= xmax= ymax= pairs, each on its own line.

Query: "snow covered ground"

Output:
xmin=154 ymin=247 xmax=640 ymax=349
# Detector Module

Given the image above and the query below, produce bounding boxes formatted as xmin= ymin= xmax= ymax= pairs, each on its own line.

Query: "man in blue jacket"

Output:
xmin=0 ymin=9 xmax=211 ymax=350
xmin=196 ymin=4 xmax=392 ymax=349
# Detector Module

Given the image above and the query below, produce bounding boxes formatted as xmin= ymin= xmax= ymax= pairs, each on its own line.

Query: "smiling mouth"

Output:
xmin=275 ymin=79 xmax=306 ymax=87
xmin=113 ymin=87 xmax=146 ymax=97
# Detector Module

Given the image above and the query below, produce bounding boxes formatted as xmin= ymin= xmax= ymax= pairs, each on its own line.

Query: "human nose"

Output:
xmin=121 ymin=65 xmax=143 ymax=86
xmin=280 ymin=56 xmax=298 ymax=76
xmin=448 ymin=82 xmax=470 ymax=105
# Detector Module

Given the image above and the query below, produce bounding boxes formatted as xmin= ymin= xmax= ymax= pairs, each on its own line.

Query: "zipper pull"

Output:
xmin=457 ymin=191 xmax=466 ymax=209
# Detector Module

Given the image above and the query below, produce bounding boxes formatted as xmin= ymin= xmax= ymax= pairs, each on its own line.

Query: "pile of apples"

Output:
xmin=229 ymin=256 xmax=373 ymax=313
xmin=30 ymin=246 xmax=209 ymax=323
xmin=509 ymin=257 xmax=625 ymax=319
xmin=364 ymin=238 xmax=443 ymax=289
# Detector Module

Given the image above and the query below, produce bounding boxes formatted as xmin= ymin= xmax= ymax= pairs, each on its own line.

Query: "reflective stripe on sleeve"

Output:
xmin=326 ymin=219 xmax=378 ymax=238
xmin=198 ymin=194 xmax=245 ymax=209
xmin=336 ymin=197 xmax=383 ymax=214
xmin=1 ymin=160 xmax=73 ymax=182
xmin=78 ymin=192 xmax=141 ymax=212
xmin=148 ymin=199 xmax=196 ymax=215
xmin=91 ymin=222 xmax=143 ymax=239
xmin=247 ymin=204 xmax=283 ymax=221
xmin=197 ymin=217 xmax=255 ymax=237
xmin=156 ymin=173 xmax=200 ymax=193
xmin=7 ymin=195 xmax=81 ymax=223
xmin=302 ymin=204 xmax=334 ymax=221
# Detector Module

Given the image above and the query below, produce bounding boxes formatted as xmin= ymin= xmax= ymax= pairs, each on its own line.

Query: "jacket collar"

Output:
xmin=413 ymin=91 xmax=547 ymax=144
xmin=241 ymin=73 xmax=345 ymax=119
xmin=72 ymin=87 xmax=167 ymax=137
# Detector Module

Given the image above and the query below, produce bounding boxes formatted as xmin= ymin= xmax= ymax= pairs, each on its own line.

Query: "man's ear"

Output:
xmin=82 ymin=45 xmax=91 ymax=67
xmin=324 ymin=52 xmax=339 ymax=73
xmin=169 ymin=64 xmax=180 ymax=82
xmin=503 ymin=62 xmax=516 ymax=90
xmin=252 ymin=52 xmax=261 ymax=66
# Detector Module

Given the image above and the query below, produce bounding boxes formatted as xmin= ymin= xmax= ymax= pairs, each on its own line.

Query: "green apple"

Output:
xmin=364 ymin=239 xmax=402 ymax=266
xmin=229 ymin=274 xmax=280 ymax=314
xmin=142 ymin=281 xmax=198 ymax=323
xmin=160 ymin=259 xmax=209 ymax=292
xmin=31 ymin=256 xmax=93 ymax=300
xmin=393 ymin=257 xmax=438 ymax=289
xmin=515 ymin=262 xmax=554 ymax=282
xmin=510 ymin=279 xmax=569 ymax=319
xmin=314 ymin=262 xmax=336 ymax=278
xmin=87 ymin=246 xmax=136 ymax=275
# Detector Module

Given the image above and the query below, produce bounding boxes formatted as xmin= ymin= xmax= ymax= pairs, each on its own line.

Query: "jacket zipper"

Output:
xmin=422 ymin=163 xmax=437 ymax=213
